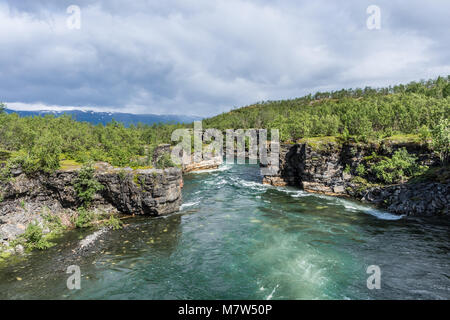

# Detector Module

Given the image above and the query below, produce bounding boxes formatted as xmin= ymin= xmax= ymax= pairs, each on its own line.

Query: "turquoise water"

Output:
xmin=0 ymin=163 xmax=449 ymax=299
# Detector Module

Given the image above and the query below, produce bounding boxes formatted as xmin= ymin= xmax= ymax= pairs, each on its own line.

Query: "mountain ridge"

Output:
xmin=4 ymin=108 xmax=202 ymax=126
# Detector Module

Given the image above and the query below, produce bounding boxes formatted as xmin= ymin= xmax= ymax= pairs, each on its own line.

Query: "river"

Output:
xmin=0 ymin=163 xmax=448 ymax=299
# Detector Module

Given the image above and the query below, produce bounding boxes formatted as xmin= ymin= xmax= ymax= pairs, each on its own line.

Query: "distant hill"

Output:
xmin=4 ymin=109 xmax=202 ymax=126
xmin=202 ymin=76 xmax=450 ymax=141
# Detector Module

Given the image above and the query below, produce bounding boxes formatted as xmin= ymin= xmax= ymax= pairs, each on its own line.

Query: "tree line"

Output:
xmin=0 ymin=76 xmax=449 ymax=174
xmin=203 ymin=76 xmax=450 ymax=142
xmin=0 ymin=107 xmax=184 ymax=173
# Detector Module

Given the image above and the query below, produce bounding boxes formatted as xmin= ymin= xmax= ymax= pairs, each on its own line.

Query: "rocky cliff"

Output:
xmin=153 ymin=143 xmax=223 ymax=173
xmin=0 ymin=163 xmax=183 ymax=242
xmin=263 ymin=138 xmax=449 ymax=217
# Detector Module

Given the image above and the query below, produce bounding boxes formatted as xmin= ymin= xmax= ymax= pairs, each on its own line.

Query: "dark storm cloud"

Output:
xmin=0 ymin=0 xmax=449 ymax=115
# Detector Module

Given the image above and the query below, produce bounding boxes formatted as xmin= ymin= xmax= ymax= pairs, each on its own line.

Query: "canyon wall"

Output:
xmin=0 ymin=163 xmax=183 ymax=241
xmin=263 ymin=139 xmax=449 ymax=217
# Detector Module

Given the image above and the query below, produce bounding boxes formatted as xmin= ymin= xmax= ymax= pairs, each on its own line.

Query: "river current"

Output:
xmin=0 ymin=163 xmax=448 ymax=299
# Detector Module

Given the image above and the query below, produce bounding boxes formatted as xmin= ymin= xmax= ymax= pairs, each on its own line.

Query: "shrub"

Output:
xmin=371 ymin=148 xmax=426 ymax=184
xmin=418 ymin=125 xmax=431 ymax=141
xmin=431 ymin=119 xmax=450 ymax=164
xmin=42 ymin=212 xmax=66 ymax=234
xmin=74 ymin=207 xmax=95 ymax=228
xmin=103 ymin=215 xmax=123 ymax=230
xmin=0 ymin=166 xmax=10 ymax=182
xmin=343 ymin=164 xmax=351 ymax=174
xmin=443 ymin=84 xmax=450 ymax=98
xmin=155 ymin=153 xmax=176 ymax=169
xmin=355 ymin=164 xmax=366 ymax=176
xmin=6 ymin=150 xmax=36 ymax=174
xmin=30 ymin=131 xmax=63 ymax=173
xmin=73 ymin=164 xmax=104 ymax=207
xmin=22 ymin=223 xmax=52 ymax=250
xmin=340 ymin=127 xmax=351 ymax=142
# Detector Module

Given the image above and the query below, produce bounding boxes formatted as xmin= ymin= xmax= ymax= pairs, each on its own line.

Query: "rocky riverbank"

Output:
xmin=0 ymin=162 xmax=183 ymax=252
xmin=154 ymin=143 xmax=223 ymax=173
xmin=262 ymin=137 xmax=449 ymax=217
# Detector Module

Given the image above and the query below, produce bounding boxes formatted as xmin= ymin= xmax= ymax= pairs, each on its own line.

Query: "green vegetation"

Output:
xmin=19 ymin=223 xmax=53 ymax=251
xmin=408 ymin=165 xmax=450 ymax=184
xmin=59 ymin=159 xmax=82 ymax=171
xmin=204 ymin=76 xmax=450 ymax=143
xmin=155 ymin=153 xmax=176 ymax=169
xmin=370 ymin=148 xmax=427 ymax=184
xmin=74 ymin=207 xmax=123 ymax=230
xmin=431 ymin=118 xmax=450 ymax=164
xmin=0 ymin=76 xmax=448 ymax=187
xmin=355 ymin=164 xmax=366 ymax=177
xmin=73 ymin=164 xmax=104 ymax=207
xmin=350 ymin=176 xmax=380 ymax=194
xmin=103 ymin=214 xmax=124 ymax=230
xmin=1 ymin=76 xmax=448 ymax=175
xmin=0 ymin=112 xmax=181 ymax=174
xmin=298 ymin=136 xmax=339 ymax=151
xmin=74 ymin=207 xmax=95 ymax=228
xmin=42 ymin=211 xmax=67 ymax=234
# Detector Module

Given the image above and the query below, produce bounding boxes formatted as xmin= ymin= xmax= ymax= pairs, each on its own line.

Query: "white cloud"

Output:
xmin=0 ymin=0 xmax=449 ymax=116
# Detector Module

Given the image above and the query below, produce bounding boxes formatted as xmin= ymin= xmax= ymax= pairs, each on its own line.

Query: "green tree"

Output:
xmin=443 ymin=84 xmax=450 ymax=98
xmin=30 ymin=131 xmax=63 ymax=172
xmin=371 ymin=148 xmax=426 ymax=184
xmin=431 ymin=119 xmax=450 ymax=164
xmin=74 ymin=164 xmax=104 ymax=207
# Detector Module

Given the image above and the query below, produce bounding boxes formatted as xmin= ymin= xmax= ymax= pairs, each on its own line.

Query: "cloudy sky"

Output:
xmin=1 ymin=0 xmax=449 ymax=116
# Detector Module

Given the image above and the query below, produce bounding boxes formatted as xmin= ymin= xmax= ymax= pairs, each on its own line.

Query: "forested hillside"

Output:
xmin=0 ymin=109 xmax=181 ymax=173
xmin=204 ymin=76 xmax=450 ymax=142
xmin=0 ymin=76 xmax=449 ymax=175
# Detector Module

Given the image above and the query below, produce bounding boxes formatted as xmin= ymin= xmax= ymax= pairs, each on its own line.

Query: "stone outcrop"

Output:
xmin=361 ymin=182 xmax=449 ymax=217
xmin=263 ymin=139 xmax=449 ymax=217
xmin=182 ymin=156 xmax=223 ymax=173
xmin=153 ymin=143 xmax=223 ymax=173
xmin=0 ymin=163 xmax=183 ymax=241
xmin=152 ymin=144 xmax=172 ymax=164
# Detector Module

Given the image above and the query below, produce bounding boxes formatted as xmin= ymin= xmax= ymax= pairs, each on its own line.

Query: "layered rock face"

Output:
xmin=0 ymin=164 xmax=183 ymax=241
xmin=0 ymin=165 xmax=183 ymax=216
xmin=153 ymin=143 xmax=223 ymax=173
xmin=362 ymin=182 xmax=449 ymax=217
xmin=182 ymin=156 xmax=223 ymax=173
xmin=263 ymin=140 xmax=449 ymax=216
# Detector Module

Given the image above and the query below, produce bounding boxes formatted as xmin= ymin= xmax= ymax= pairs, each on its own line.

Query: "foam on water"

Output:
xmin=266 ymin=284 xmax=279 ymax=300
xmin=335 ymin=198 xmax=404 ymax=220
xmin=271 ymin=185 xmax=404 ymax=221
xmin=188 ymin=164 xmax=232 ymax=174
xmin=180 ymin=201 xmax=200 ymax=210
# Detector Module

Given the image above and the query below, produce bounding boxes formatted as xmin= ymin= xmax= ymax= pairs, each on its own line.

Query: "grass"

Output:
xmin=132 ymin=173 xmax=147 ymax=190
xmin=0 ymin=149 xmax=11 ymax=161
xmin=11 ymin=223 xmax=54 ymax=251
xmin=408 ymin=165 xmax=450 ymax=184
xmin=350 ymin=176 xmax=381 ymax=193
xmin=294 ymin=134 xmax=424 ymax=151
xmin=130 ymin=165 xmax=154 ymax=170
xmin=59 ymin=159 xmax=82 ymax=171
xmin=73 ymin=207 xmax=124 ymax=230
xmin=381 ymin=134 xmax=423 ymax=144
xmin=297 ymin=136 xmax=339 ymax=151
